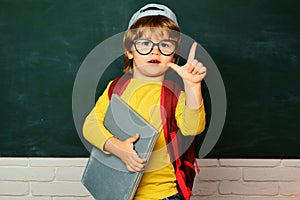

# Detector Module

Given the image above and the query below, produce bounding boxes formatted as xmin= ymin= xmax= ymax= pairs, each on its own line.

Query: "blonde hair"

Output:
xmin=123 ymin=15 xmax=181 ymax=73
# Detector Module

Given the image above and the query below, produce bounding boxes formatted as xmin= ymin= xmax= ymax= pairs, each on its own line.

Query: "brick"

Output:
xmin=31 ymin=182 xmax=90 ymax=196
xmin=0 ymin=181 xmax=29 ymax=195
xmin=0 ymin=157 xmax=28 ymax=166
xmin=282 ymin=159 xmax=300 ymax=167
xmin=53 ymin=197 xmax=94 ymax=200
xmin=29 ymin=158 xmax=88 ymax=167
xmin=219 ymin=181 xmax=279 ymax=195
xmin=219 ymin=159 xmax=281 ymax=167
xmin=197 ymin=159 xmax=219 ymax=167
xmin=0 ymin=167 xmax=55 ymax=181
xmin=244 ymin=167 xmax=300 ymax=181
xmin=198 ymin=167 xmax=241 ymax=181
xmin=280 ymin=182 xmax=300 ymax=196
xmin=192 ymin=181 xmax=218 ymax=196
xmin=56 ymin=167 xmax=85 ymax=181
xmin=0 ymin=197 xmax=51 ymax=200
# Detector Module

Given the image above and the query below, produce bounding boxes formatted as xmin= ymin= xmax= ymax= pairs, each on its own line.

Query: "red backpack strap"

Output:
xmin=160 ymin=80 xmax=181 ymax=160
xmin=108 ymin=75 xmax=132 ymax=99
xmin=161 ymin=80 xmax=198 ymax=200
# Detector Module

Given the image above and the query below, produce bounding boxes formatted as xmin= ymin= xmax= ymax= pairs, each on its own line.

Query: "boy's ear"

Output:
xmin=126 ymin=51 xmax=134 ymax=59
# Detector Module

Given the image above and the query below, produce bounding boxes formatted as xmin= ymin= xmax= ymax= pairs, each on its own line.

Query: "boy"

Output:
xmin=83 ymin=3 xmax=207 ymax=200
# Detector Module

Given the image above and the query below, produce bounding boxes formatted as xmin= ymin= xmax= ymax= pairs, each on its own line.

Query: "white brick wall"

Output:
xmin=192 ymin=159 xmax=300 ymax=200
xmin=0 ymin=158 xmax=300 ymax=200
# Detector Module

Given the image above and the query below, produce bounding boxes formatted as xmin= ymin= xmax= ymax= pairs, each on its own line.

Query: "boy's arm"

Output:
xmin=175 ymin=92 xmax=206 ymax=136
xmin=83 ymin=107 xmax=146 ymax=172
xmin=168 ymin=42 xmax=207 ymax=110
xmin=168 ymin=42 xmax=207 ymax=135
xmin=83 ymin=108 xmax=113 ymax=153
xmin=82 ymin=82 xmax=145 ymax=172
xmin=82 ymin=82 xmax=114 ymax=153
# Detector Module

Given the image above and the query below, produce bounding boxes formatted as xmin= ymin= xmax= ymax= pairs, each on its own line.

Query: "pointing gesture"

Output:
xmin=168 ymin=42 xmax=207 ymax=84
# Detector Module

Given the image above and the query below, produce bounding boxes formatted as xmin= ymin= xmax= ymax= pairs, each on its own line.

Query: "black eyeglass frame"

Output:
xmin=132 ymin=39 xmax=178 ymax=56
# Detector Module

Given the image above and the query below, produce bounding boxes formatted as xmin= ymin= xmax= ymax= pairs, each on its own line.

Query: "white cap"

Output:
xmin=128 ymin=3 xmax=178 ymax=28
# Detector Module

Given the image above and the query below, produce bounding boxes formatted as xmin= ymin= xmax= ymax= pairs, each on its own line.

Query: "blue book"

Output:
xmin=82 ymin=94 xmax=159 ymax=200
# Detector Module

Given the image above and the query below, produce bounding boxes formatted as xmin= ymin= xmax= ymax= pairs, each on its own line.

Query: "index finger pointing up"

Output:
xmin=188 ymin=42 xmax=198 ymax=62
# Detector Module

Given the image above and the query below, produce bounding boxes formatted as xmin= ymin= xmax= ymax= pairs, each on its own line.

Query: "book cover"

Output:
xmin=82 ymin=94 xmax=159 ymax=200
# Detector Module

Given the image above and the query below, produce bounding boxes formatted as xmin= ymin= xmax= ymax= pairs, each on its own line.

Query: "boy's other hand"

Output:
xmin=104 ymin=134 xmax=146 ymax=172
xmin=168 ymin=42 xmax=207 ymax=85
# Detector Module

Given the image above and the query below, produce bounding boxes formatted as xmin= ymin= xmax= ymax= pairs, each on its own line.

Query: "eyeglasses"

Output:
xmin=132 ymin=39 xmax=178 ymax=56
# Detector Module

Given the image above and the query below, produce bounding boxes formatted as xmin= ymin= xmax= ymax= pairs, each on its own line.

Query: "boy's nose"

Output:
xmin=151 ymin=45 xmax=160 ymax=55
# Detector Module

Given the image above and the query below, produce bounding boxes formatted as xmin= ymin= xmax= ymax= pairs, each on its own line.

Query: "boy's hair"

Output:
xmin=123 ymin=15 xmax=182 ymax=73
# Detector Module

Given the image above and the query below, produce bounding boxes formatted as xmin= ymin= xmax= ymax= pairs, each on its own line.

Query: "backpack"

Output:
xmin=107 ymin=75 xmax=200 ymax=200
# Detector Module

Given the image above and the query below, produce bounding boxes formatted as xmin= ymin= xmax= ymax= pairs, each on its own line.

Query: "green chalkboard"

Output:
xmin=0 ymin=0 xmax=299 ymax=157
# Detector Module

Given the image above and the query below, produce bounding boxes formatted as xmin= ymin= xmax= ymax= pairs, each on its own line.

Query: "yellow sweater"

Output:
xmin=83 ymin=78 xmax=205 ymax=199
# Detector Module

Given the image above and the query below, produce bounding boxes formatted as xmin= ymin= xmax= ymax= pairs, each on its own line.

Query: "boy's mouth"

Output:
xmin=148 ymin=59 xmax=161 ymax=64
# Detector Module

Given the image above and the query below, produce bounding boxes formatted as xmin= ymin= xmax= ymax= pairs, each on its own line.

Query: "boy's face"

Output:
xmin=126 ymin=28 xmax=177 ymax=79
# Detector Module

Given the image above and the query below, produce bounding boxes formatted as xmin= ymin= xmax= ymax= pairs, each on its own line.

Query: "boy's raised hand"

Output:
xmin=168 ymin=42 xmax=207 ymax=85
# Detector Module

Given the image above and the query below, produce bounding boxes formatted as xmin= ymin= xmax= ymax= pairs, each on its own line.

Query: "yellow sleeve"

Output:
xmin=175 ymin=91 xmax=206 ymax=136
xmin=82 ymin=81 xmax=114 ymax=153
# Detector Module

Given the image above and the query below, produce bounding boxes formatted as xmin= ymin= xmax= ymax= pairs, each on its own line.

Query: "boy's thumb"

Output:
xmin=168 ymin=62 xmax=180 ymax=72
xmin=129 ymin=134 xmax=140 ymax=143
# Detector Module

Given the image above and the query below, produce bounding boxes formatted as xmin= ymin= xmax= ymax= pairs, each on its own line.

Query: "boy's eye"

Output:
xmin=160 ymin=42 xmax=169 ymax=48
xmin=142 ymin=41 xmax=150 ymax=46
xmin=160 ymin=41 xmax=176 ymax=49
